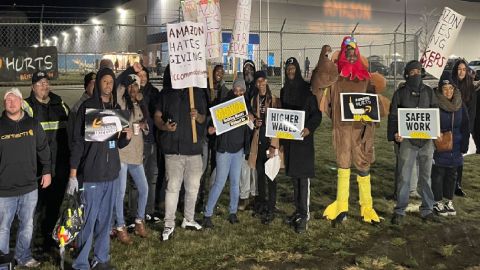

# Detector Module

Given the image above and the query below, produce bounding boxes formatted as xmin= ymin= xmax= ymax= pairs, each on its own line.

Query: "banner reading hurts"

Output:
xmin=167 ymin=21 xmax=207 ymax=89
xmin=210 ymin=96 xmax=249 ymax=135
xmin=398 ymin=108 xmax=440 ymax=139
xmin=84 ymin=109 xmax=129 ymax=142
xmin=266 ymin=108 xmax=305 ymax=140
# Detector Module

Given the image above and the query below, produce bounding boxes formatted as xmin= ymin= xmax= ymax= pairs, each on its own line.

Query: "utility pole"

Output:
xmin=404 ymin=0 xmax=407 ymax=61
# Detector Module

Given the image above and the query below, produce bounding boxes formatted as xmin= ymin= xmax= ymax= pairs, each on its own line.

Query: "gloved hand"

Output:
xmin=66 ymin=176 xmax=79 ymax=195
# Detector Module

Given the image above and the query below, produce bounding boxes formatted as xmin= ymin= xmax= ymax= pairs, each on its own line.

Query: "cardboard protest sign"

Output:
xmin=398 ymin=108 xmax=440 ymax=139
xmin=0 ymin=46 xmax=58 ymax=82
xmin=84 ymin=109 xmax=129 ymax=142
xmin=420 ymin=7 xmax=465 ymax=79
xmin=340 ymin=93 xmax=380 ymax=122
xmin=167 ymin=21 xmax=207 ymax=89
xmin=197 ymin=0 xmax=222 ymax=59
xmin=181 ymin=0 xmax=198 ymax=22
xmin=210 ymin=96 xmax=249 ymax=135
xmin=228 ymin=0 xmax=252 ymax=59
xmin=266 ymin=108 xmax=305 ymax=140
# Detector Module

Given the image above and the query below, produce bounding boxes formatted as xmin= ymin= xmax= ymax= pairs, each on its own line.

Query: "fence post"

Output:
xmin=280 ymin=19 xmax=286 ymax=87
xmin=393 ymin=32 xmax=397 ymax=91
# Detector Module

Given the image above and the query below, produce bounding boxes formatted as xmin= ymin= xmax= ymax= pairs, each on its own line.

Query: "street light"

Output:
xmin=91 ymin=18 xmax=101 ymax=25
xmin=117 ymin=7 xmax=127 ymax=18
xmin=62 ymin=31 xmax=69 ymax=38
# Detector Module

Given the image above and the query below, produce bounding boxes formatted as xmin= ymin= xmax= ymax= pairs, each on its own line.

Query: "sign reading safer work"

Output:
xmin=398 ymin=108 xmax=440 ymax=139
xmin=340 ymin=93 xmax=380 ymax=122
xmin=266 ymin=108 xmax=305 ymax=140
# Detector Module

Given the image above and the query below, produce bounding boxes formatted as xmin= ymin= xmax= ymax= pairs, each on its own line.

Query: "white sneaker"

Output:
xmin=162 ymin=227 xmax=174 ymax=241
xmin=181 ymin=218 xmax=202 ymax=230
xmin=19 ymin=258 xmax=41 ymax=268
xmin=444 ymin=200 xmax=456 ymax=216
xmin=433 ymin=201 xmax=448 ymax=217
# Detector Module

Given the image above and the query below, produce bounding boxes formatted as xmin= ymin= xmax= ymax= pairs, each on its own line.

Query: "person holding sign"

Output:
xmin=280 ymin=57 xmax=322 ymax=233
xmin=113 ymin=75 xmax=150 ymax=244
xmin=203 ymin=78 xmax=252 ymax=228
xmin=452 ymin=59 xmax=476 ymax=197
xmin=388 ymin=60 xmax=439 ymax=225
xmin=154 ymin=65 xmax=207 ymax=241
xmin=321 ymin=37 xmax=383 ymax=226
xmin=431 ymin=74 xmax=469 ymax=217
xmin=247 ymin=71 xmax=281 ymax=225
xmin=69 ymin=68 xmax=132 ymax=270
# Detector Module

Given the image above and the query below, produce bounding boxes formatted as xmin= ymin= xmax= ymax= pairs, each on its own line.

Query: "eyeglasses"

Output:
xmin=35 ymin=81 xmax=49 ymax=86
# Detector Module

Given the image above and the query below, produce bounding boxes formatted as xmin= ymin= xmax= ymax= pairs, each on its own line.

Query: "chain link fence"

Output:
xmin=0 ymin=22 xmax=419 ymax=86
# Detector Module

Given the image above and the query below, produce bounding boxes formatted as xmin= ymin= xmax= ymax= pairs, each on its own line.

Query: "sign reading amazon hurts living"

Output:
xmin=0 ymin=46 xmax=58 ymax=82
xmin=85 ymin=109 xmax=129 ymax=142
xmin=167 ymin=21 xmax=207 ymax=89
xmin=210 ymin=96 xmax=249 ymax=135
xmin=266 ymin=108 xmax=305 ymax=140
xmin=340 ymin=93 xmax=380 ymax=122
xmin=398 ymin=108 xmax=440 ymax=139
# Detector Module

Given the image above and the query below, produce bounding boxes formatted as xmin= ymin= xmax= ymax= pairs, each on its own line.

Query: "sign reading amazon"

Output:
xmin=0 ymin=46 xmax=58 ymax=82
xmin=84 ymin=109 xmax=129 ymax=142
xmin=340 ymin=93 xmax=380 ymax=122
xmin=397 ymin=108 xmax=440 ymax=139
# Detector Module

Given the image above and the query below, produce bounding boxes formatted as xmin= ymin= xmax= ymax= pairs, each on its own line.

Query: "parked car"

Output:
xmin=469 ymin=60 xmax=480 ymax=80
xmin=368 ymin=61 xmax=389 ymax=76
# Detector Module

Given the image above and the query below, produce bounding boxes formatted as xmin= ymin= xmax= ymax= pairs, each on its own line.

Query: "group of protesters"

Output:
xmin=0 ymin=39 xmax=477 ymax=269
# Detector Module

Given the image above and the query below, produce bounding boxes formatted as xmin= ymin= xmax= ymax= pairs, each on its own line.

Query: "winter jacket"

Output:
xmin=280 ymin=88 xmax=322 ymax=178
xmin=70 ymin=68 xmax=131 ymax=183
xmin=0 ymin=112 xmax=51 ymax=197
xmin=23 ymin=91 xmax=70 ymax=178
xmin=387 ymin=83 xmax=438 ymax=147
xmin=157 ymin=88 xmax=207 ymax=155
xmin=119 ymin=101 xmax=148 ymax=165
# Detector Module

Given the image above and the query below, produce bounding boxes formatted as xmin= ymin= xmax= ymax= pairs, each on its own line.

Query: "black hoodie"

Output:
xmin=70 ymin=68 xmax=130 ymax=183
xmin=0 ymin=111 xmax=51 ymax=196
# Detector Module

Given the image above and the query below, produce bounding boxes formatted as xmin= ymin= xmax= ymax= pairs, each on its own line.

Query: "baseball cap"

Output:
xmin=4 ymin=88 xmax=23 ymax=100
xmin=32 ymin=71 xmax=49 ymax=84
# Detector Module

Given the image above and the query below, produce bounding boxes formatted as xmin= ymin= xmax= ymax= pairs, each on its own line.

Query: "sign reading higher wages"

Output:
xmin=398 ymin=108 xmax=440 ymax=139
xmin=266 ymin=108 xmax=305 ymax=140
xmin=210 ymin=96 xmax=249 ymax=135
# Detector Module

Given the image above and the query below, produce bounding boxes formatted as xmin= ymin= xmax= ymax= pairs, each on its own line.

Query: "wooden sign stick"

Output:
xmin=208 ymin=63 xmax=214 ymax=103
xmin=189 ymin=86 xmax=198 ymax=143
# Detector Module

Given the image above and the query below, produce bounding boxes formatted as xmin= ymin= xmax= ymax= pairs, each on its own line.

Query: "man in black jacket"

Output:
xmin=23 ymin=70 xmax=70 ymax=250
xmin=388 ymin=60 xmax=439 ymax=225
xmin=68 ymin=68 xmax=132 ymax=270
xmin=0 ymin=88 xmax=51 ymax=268
xmin=154 ymin=65 xmax=207 ymax=241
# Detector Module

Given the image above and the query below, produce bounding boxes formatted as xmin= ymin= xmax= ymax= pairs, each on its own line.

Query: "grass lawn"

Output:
xmin=25 ymin=85 xmax=480 ymax=270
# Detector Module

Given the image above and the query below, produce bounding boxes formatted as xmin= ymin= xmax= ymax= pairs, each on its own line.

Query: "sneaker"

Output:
xmin=422 ymin=213 xmax=441 ymax=223
xmin=181 ymin=218 xmax=202 ymax=230
xmin=433 ymin=201 xmax=448 ymax=217
xmin=444 ymin=200 xmax=457 ymax=216
xmin=455 ymin=187 xmax=466 ymax=197
xmin=145 ymin=214 xmax=161 ymax=223
xmin=228 ymin=213 xmax=240 ymax=224
xmin=18 ymin=258 xmax=41 ymax=268
xmin=285 ymin=212 xmax=301 ymax=227
xmin=294 ymin=217 xmax=308 ymax=234
xmin=237 ymin=199 xmax=248 ymax=211
xmin=391 ymin=213 xmax=404 ymax=225
xmin=91 ymin=261 xmax=116 ymax=270
xmin=203 ymin=216 xmax=214 ymax=228
xmin=162 ymin=227 xmax=174 ymax=241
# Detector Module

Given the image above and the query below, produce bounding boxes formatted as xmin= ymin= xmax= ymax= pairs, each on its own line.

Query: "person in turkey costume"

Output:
xmin=317 ymin=37 xmax=385 ymax=225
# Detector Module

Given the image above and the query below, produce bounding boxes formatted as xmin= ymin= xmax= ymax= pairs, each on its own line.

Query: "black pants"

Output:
xmin=431 ymin=164 xmax=457 ymax=201
xmin=292 ymin=178 xmax=309 ymax=218
xmin=456 ymin=165 xmax=464 ymax=190
xmin=144 ymin=142 xmax=158 ymax=215
xmin=256 ymin=142 xmax=277 ymax=213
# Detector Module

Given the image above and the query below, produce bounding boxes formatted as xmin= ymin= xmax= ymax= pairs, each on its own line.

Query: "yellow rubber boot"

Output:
xmin=357 ymin=174 xmax=381 ymax=223
xmin=323 ymin=168 xmax=350 ymax=221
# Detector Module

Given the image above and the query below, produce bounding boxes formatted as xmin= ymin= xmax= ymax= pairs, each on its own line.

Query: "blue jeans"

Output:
xmin=115 ymin=163 xmax=148 ymax=227
xmin=204 ymin=149 xmax=243 ymax=217
xmin=394 ymin=139 xmax=435 ymax=217
xmin=0 ymin=189 xmax=37 ymax=264
xmin=73 ymin=180 xmax=117 ymax=270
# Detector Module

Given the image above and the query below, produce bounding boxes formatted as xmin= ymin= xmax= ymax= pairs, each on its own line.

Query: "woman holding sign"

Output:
xmin=431 ymin=74 xmax=469 ymax=217
xmin=202 ymin=78 xmax=252 ymax=228
xmin=281 ymin=57 xmax=322 ymax=233
xmin=248 ymin=71 xmax=281 ymax=225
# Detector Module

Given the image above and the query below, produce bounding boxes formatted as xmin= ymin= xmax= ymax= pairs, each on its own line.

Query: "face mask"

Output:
xmin=406 ymin=75 xmax=422 ymax=89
